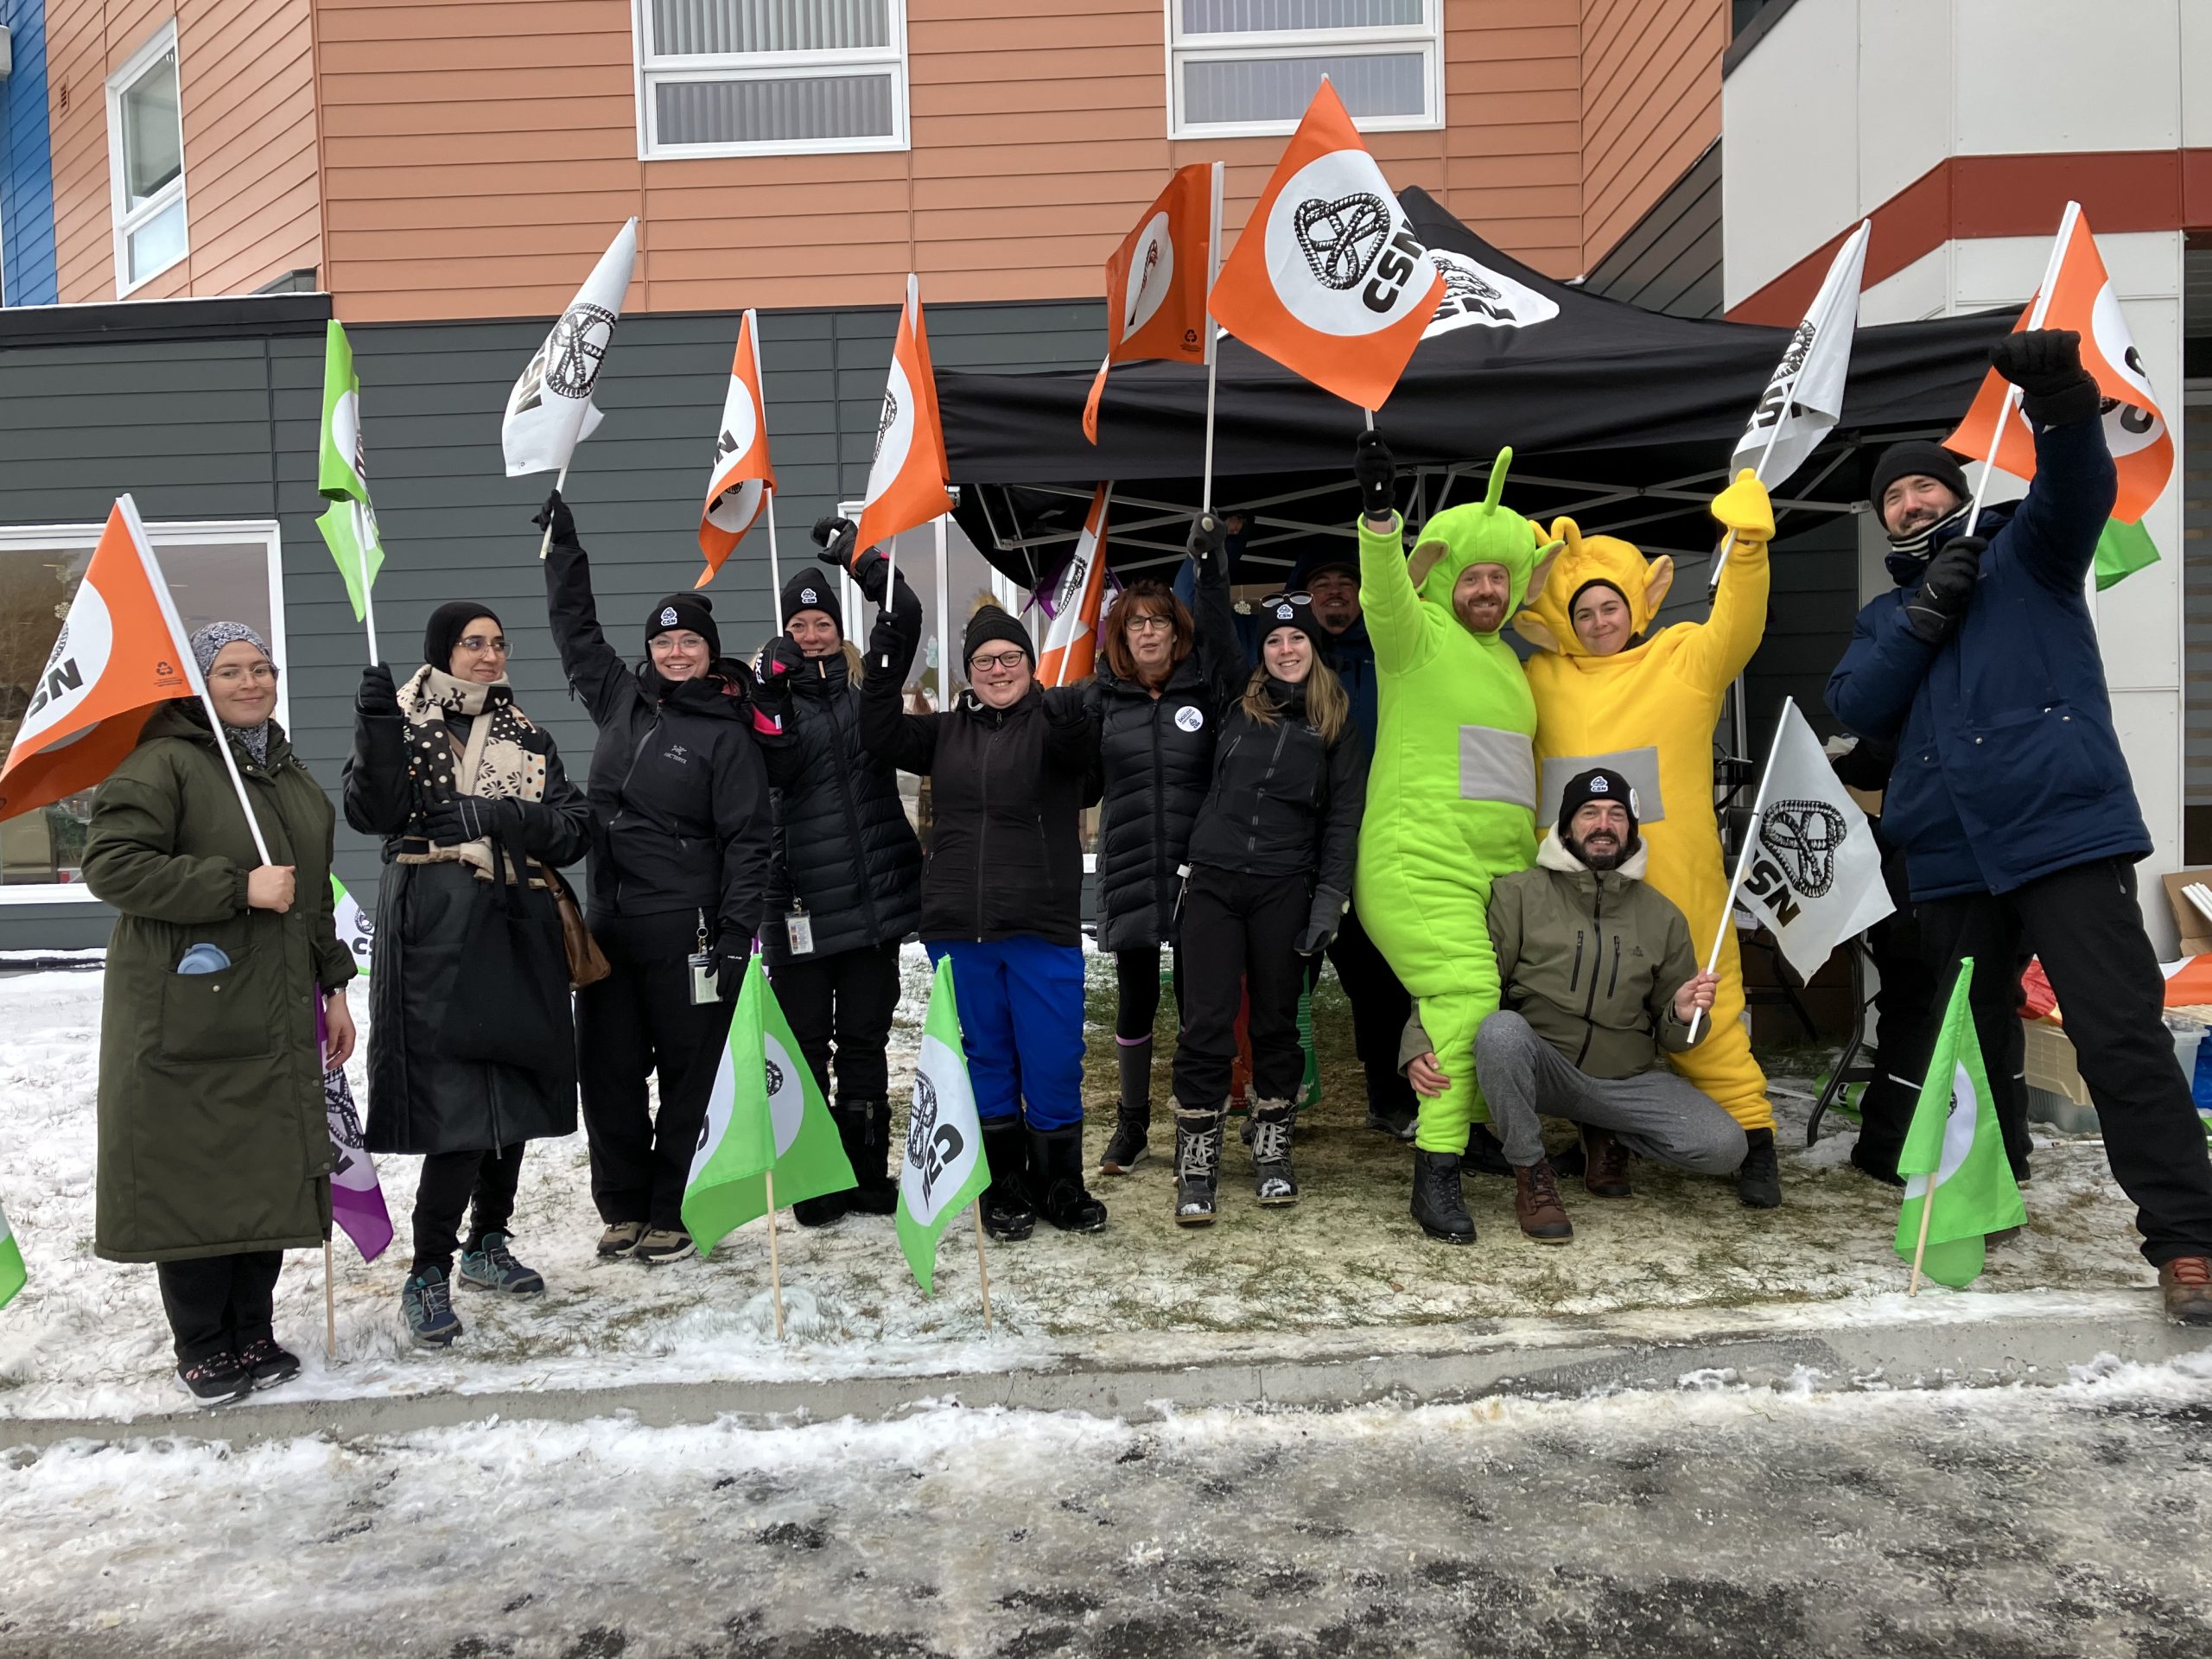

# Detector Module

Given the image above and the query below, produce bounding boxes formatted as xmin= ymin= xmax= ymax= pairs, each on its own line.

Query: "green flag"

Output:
xmin=895 ymin=957 xmax=992 ymax=1295
xmin=681 ymin=957 xmax=854 ymax=1255
xmin=315 ymin=320 xmax=385 ymax=621
xmin=2094 ymin=517 xmax=2159 ymax=591
xmin=0 ymin=1199 xmax=24 ymax=1311
xmin=1894 ymin=957 xmax=2026 ymax=1288
xmin=331 ymin=874 xmax=372 ymax=978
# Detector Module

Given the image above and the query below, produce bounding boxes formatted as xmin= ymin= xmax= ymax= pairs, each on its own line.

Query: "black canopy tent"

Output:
xmin=939 ymin=187 xmax=2013 ymax=588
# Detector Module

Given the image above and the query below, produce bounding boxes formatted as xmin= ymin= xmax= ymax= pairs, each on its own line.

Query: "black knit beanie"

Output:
xmin=963 ymin=603 xmax=1034 ymax=668
xmin=1254 ymin=590 xmax=1328 ymax=652
xmin=780 ymin=569 xmax=843 ymax=633
xmin=1868 ymin=442 xmax=1970 ymax=530
xmin=423 ymin=601 xmax=502 ymax=671
xmin=645 ymin=593 xmax=720 ymax=661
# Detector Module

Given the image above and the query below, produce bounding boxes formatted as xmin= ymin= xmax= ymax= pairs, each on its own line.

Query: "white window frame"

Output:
xmin=105 ymin=20 xmax=190 ymax=296
xmin=0 ymin=518 xmax=288 ymax=907
xmin=1165 ymin=0 xmax=1443 ymax=139
xmin=632 ymin=0 xmax=912 ymax=160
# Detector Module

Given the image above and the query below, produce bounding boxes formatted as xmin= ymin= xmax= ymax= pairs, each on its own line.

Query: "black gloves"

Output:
xmin=1991 ymin=328 xmax=2100 ymax=426
xmin=1353 ymin=430 xmax=1396 ymax=521
xmin=419 ymin=793 xmax=506 ymax=845
xmin=715 ymin=940 xmax=752 ymax=1001
xmin=531 ymin=489 xmax=578 ymax=548
xmin=812 ymin=514 xmax=857 ymax=569
xmin=1903 ymin=537 xmax=1986 ymax=645
xmin=851 ymin=546 xmax=894 ymax=607
xmin=1298 ymin=885 xmax=1350 ymax=956
xmin=357 ymin=664 xmax=398 ymax=720
xmin=1187 ymin=512 xmax=1229 ymax=583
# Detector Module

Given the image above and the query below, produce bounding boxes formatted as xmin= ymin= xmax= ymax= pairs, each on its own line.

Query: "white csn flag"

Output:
xmin=502 ymin=219 xmax=639 ymax=477
xmin=1732 ymin=220 xmax=1869 ymax=488
xmin=1736 ymin=699 xmax=1894 ymax=980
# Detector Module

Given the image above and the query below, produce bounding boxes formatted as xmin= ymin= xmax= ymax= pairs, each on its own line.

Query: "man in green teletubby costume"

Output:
xmin=1351 ymin=431 xmax=1559 ymax=1244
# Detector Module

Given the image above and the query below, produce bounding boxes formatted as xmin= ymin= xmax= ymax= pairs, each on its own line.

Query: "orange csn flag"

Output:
xmin=1036 ymin=486 xmax=1113 ymax=688
xmin=854 ymin=273 xmax=954 ymax=557
xmin=1084 ymin=164 xmax=1215 ymax=443
xmin=1209 ymin=78 xmax=1444 ymax=411
xmin=697 ymin=308 xmax=778 ymax=588
xmin=1944 ymin=201 xmax=2173 ymax=523
xmin=0 ymin=497 xmax=200 ymax=823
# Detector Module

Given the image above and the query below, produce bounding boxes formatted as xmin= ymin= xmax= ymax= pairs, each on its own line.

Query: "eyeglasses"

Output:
xmin=459 ymin=636 xmax=510 ymax=655
xmin=1124 ymin=616 xmax=1175 ymax=636
xmin=208 ymin=663 xmax=278 ymax=685
xmin=969 ymin=650 xmax=1029 ymax=672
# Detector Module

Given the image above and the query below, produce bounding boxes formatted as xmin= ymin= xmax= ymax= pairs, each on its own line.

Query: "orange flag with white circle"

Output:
xmin=1036 ymin=486 xmax=1113 ymax=688
xmin=1208 ymin=78 xmax=1445 ymax=412
xmin=1084 ymin=164 xmax=1215 ymax=443
xmin=697 ymin=308 xmax=778 ymax=588
xmin=0 ymin=496 xmax=201 ymax=823
xmin=1943 ymin=202 xmax=2173 ymax=523
xmin=855 ymin=274 xmax=955 ymax=556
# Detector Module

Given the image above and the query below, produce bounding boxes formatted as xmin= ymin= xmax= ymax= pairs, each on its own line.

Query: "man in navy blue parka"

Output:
xmin=1828 ymin=327 xmax=2212 ymax=1324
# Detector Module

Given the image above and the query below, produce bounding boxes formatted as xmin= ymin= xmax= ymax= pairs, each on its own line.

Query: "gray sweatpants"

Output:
xmin=1473 ymin=1012 xmax=1747 ymax=1175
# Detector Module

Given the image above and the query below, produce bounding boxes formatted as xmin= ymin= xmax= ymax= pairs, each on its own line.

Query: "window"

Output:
xmin=634 ymin=0 xmax=909 ymax=158
xmin=105 ymin=23 xmax=188 ymax=293
xmin=0 ymin=521 xmax=285 ymax=903
xmin=1167 ymin=0 xmax=1442 ymax=137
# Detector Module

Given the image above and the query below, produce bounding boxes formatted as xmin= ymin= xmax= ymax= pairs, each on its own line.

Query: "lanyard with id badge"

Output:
xmin=784 ymin=900 xmax=815 ymax=957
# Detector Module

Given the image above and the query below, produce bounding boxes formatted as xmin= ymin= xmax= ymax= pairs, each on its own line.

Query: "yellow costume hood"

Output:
xmin=1511 ymin=518 xmax=1673 ymax=656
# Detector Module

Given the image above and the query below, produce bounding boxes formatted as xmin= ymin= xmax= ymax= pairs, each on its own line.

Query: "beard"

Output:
xmin=1569 ymin=830 xmax=1626 ymax=871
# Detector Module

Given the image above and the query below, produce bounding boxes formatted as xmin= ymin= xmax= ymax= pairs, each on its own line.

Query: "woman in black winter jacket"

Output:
xmin=346 ymin=601 xmax=594 ymax=1347
xmin=537 ymin=491 xmax=775 ymax=1267
xmin=753 ymin=560 xmax=924 ymax=1227
xmin=826 ymin=524 xmax=1106 ymax=1242
xmin=1168 ymin=590 xmax=1366 ymax=1225
xmin=1089 ymin=517 xmax=1243 ymax=1177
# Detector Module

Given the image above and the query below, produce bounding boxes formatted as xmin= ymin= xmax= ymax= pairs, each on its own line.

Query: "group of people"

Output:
xmin=83 ymin=324 xmax=2212 ymax=1406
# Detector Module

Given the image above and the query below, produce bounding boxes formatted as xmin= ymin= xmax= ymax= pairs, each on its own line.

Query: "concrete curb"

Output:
xmin=5 ymin=1294 xmax=2206 ymax=1452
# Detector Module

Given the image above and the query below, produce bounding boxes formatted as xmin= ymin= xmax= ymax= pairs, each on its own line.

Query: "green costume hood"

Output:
xmin=1407 ymin=448 xmax=1554 ymax=624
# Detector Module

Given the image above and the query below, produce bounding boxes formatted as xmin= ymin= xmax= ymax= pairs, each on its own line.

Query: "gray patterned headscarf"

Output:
xmin=189 ymin=621 xmax=276 ymax=766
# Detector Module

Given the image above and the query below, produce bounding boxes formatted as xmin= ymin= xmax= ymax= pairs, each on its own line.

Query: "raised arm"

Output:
xmin=537 ymin=491 xmax=639 ymax=726
xmin=343 ymin=664 xmax=414 ymax=837
xmin=1678 ymin=471 xmax=1773 ymax=690
xmin=1186 ymin=513 xmax=1248 ymax=703
xmin=1353 ymin=432 xmax=1432 ymax=676
xmin=855 ymin=553 xmax=942 ymax=776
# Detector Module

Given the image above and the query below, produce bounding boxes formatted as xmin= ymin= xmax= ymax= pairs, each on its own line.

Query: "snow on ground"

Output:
xmin=0 ymin=950 xmax=2164 ymax=1422
xmin=6 ymin=1351 xmax=2212 ymax=1657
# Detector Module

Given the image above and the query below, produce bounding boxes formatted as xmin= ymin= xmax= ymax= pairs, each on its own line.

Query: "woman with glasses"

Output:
xmin=1087 ymin=516 xmax=1243 ymax=1177
xmin=828 ymin=526 xmax=1105 ymax=1240
xmin=346 ymin=599 xmax=593 ymax=1348
xmin=86 ymin=623 xmax=357 ymax=1404
xmin=536 ymin=492 xmax=774 ymax=1265
xmin=1168 ymin=591 xmax=1365 ymax=1224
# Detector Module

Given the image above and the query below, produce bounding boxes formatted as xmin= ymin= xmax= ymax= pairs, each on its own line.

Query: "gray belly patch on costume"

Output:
xmin=1459 ymin=726 xmax=1536 ymax=810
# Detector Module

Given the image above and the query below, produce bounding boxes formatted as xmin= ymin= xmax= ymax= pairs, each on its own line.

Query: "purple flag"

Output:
xmin=317 ymin=998 xmax=392 ymax=1262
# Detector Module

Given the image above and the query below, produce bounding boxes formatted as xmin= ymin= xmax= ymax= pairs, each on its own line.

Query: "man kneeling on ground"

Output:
xmin=1400 ymin=768 xmax=1745 ymax=1243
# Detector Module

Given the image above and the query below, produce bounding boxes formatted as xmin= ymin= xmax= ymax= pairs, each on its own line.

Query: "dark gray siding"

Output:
xmin=1583 ymin=141 xmax=1723 ymax=321
xmin=0 ymin=296 xmax=1105 ymax=949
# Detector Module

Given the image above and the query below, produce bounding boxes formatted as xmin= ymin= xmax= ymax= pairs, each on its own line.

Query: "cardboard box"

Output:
xmin=2163 ymin=869 xmax=2212 ymax=957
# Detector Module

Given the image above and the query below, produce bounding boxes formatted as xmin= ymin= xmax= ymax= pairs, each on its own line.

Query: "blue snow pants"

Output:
xmin=927 ymin=937 xmax=1086 ymax=1130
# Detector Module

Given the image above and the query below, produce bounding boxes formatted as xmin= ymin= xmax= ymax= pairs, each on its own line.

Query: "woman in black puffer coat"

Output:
xmin=1088 ymin=516 xmax=1243 ymax=1177
xmin=753 ymin=560 xmax=924 ymax=1227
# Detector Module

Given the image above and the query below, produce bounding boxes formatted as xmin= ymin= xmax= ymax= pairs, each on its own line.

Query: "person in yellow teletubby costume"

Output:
xmin=1351 ymin=431 xmax=1561 ymax=1245
xmin=1510 ymin=468 xmax=1783 ymax=1208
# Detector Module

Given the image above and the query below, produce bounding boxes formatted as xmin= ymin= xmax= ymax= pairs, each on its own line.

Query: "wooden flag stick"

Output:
xmin=324 ymin=1236 xmax=338 ymax=1361
xmin=972 ymin=1204 xmax=994 ymax=1335
xmin=763 ymin=1167 xmax=786 ymax=1341
xmin=537 ymin=462 xmax=570 ymax=561
xmin=1906 ymin=1176 xmax=1936 ymax=1296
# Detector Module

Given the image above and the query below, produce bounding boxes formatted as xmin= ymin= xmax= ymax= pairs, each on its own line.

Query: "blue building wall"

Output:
xmin=1 ymin=0 xmax=60 ymax=308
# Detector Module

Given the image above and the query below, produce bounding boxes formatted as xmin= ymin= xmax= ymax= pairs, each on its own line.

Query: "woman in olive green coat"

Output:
xmin=84 ymin=622 xmax=356 ymax=1408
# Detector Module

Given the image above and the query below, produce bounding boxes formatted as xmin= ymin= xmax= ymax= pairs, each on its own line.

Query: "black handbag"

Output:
xmin=438 ymin=826 xmax=569 ymax=1074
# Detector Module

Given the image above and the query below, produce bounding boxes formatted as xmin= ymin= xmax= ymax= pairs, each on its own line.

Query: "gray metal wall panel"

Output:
xmin=1 ymin=299 xmax=1105 ymax=949
xmin=1585 ymin=142 xmax=1725 ymax=322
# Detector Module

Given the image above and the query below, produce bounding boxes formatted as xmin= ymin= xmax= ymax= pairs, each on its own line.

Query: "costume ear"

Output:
xmin=1548 ymin=517 xmax=1585 ymax=569
xmin=1525 ymin=538 xmax=1564 ymax=611
xmin=1512 ymin=608 xmax=1561 ymax=651
xmin=1644 ymin=555 xmax=1675 ymax=615
xmin=1407 ymin=541 xmax=1450 ymax=592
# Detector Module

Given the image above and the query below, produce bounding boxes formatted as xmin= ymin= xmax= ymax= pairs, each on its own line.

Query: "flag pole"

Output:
xmin=358 ymin=520 xmax=382 ymax=665
xmin=764 ymin=488 xmax=783 ymax=604
xmin=749 ymin=308 xmax=782 ymax=599
xmin=1906 ymin=1174 xmax=1936 ymax=1296
xmin=1688 ymin=696 xmax=1792 ymax=1043
xmin=1200 ymin=161 xmax=1224 ymax=515
xmin=324 ymin=1236 xmax=338 ymax=1360
xmin=763 ymin=1167 xmax=786 ymax=1341
xmin=1967 ymin=202 xmax=2074 ymax=530
xmin=972 ymin=1205 xmax=994 ymax=1335
xmin=537 ymin=463 xmax=570 ymax=562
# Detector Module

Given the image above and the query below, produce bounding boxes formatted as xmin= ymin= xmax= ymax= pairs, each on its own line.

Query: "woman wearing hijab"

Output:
xmin=346 ymin=601 xmax=593 ymax=1348
xmin=86 ymin=623 xmax=355 ymax=1406
xmin=537 ymin=491 xmax=774 ymax=1262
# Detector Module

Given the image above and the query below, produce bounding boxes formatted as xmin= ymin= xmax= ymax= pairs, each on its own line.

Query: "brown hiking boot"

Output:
xmin=1514 ymin=1159 xmax=1573 ymax=1244
xmin=2158 ymin=1256 xmax=2212 ymax=1326
xmin=1582 ymin=1127 xmax=1632 ymax=1198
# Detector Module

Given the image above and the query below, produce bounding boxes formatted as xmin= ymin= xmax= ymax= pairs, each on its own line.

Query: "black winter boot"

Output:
xmin=1411 ymin=1149 xmax=1476 ymax=1244
xmin=980 ymin=1117 xmax=1036 ymax=1242
xmin=1249 ymin=1097 xmax=1298 ymax=1205
xmin=1173 ymin=1100 xmax=1222 ymax=1227
xmin=1101 ymin=1038 xmax=1153 ymax=1174
xmin=835 ymin=1101 xmax=899 ymax=1216
xmin=1028 ymin=1123 xmax=1108 ymax=1233
xmin=1736 ymin=1127 xmax=1782 ymax=1209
